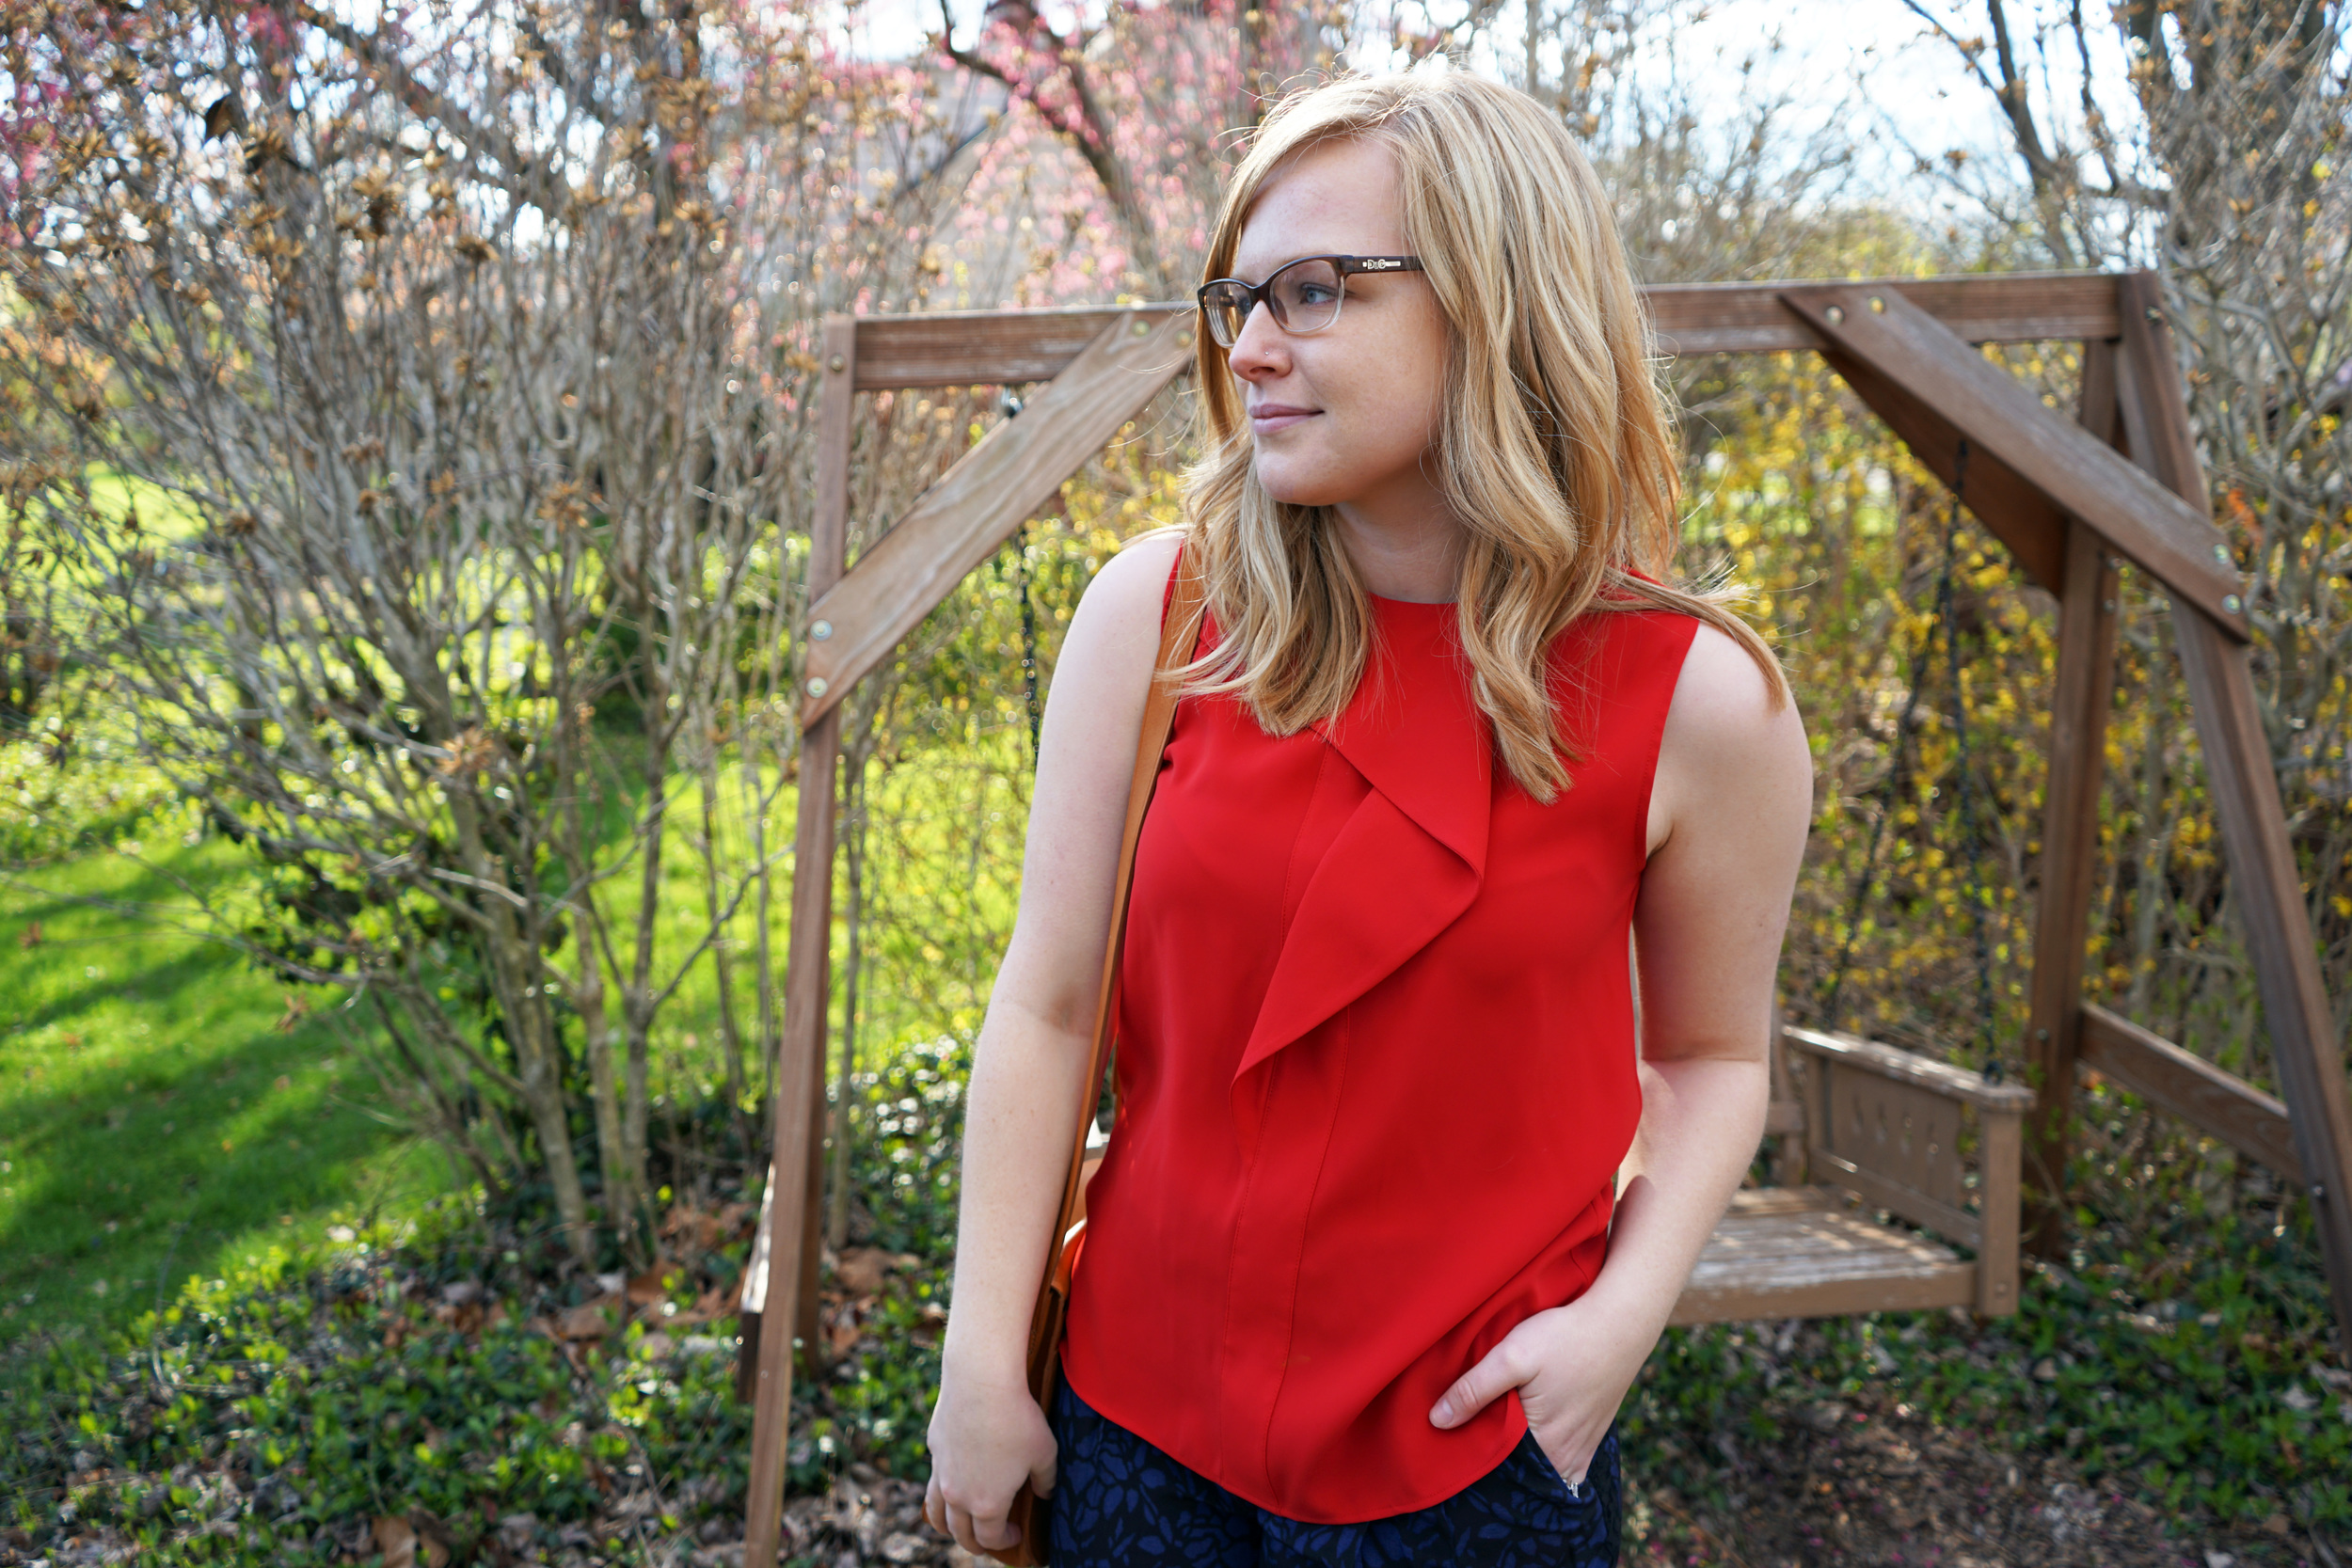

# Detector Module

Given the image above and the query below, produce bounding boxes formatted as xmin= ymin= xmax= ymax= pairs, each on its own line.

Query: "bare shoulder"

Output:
xmin=1056 ymin=527 xmax=1184 ymax=693
xmin=1665 ymin=622 xmax=1799 ymax=746
xmin=1077 ymin=526 xmax=1185 ymax=633
xmin=1038 ymin=527 xmax=1186 ymax=757
xmin=1650 ymin=620 xmax=1812 ymax=852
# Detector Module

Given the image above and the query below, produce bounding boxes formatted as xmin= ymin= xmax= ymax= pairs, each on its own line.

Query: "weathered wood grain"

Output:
xmin=1784 ymin=1026 xmax=2037 ymax=1113
xmin=2023 ymin=345 xmax=2125 ymax=1255
xmin=2078 ymin=1005 xmax=2304 ymax=1183
xmin=1649 ymin=271 xmax=2122 ymax=356
xmin=843 ymin=273 xmax=2125 ymax=387
xmin=2114 ymin=271 xmax=2352 ymax=1353
xmin=1671 ymin=1199 xmax=1976 ymax=1325
xmin=1804 ymin=1149 xmax=1983 ymax=1249
xmin=744 ymin=319 xmax=859 ymax=1568
xmin=801 ymin=309 xmax=1196 ymax=727
xmin=1782 ymin=285 xmax=2248 ymax=637
xmin=1976 ymin=1102 xmax=2023 ymax=1316
xmin=1817 ymin=1065 xmax=1967 ymax=1212
xmin=1808 ymin=341 xmax=2068 ymax=589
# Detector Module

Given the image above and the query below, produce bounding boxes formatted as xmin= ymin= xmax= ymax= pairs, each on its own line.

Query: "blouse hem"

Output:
xmin=1057 ymin=1350 xmax=1531 ymax=1527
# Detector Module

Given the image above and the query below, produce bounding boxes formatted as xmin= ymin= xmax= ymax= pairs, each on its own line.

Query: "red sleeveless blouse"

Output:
xmin=1059 ymin=554 xmax=1700 ymax=1523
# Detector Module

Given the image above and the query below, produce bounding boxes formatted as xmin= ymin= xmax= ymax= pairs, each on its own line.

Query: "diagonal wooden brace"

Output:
xmin=798 ymin=307 xmax=1195 ymax=728
xmin=1780 ymin=284 xmax=2249 ymax=638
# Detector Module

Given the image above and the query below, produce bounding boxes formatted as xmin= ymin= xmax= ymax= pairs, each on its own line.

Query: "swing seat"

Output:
xmin=1669 ymin=1024 xmax=2035 ymax=1325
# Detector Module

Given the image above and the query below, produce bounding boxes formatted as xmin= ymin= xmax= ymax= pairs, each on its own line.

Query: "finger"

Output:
xmin=970 ymin=1505 xmax=1024 ymax=1554
xmin=946 ymin=1503 xmax=986 ymax=1557
xmin=1535 ymin=1424 xmax=1599 ymax=1487
xmin=923 ymin=1477 xmax=945 ymax=1537
xmin=1032 ymin=1441 xmax=1059 ymax=1499
xmin=1428 ymin=1343 xmax=1521 ymax=1429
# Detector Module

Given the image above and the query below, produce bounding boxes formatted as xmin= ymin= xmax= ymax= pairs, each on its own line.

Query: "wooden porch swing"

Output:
xmin=738 ymin=272 xmax=2352 ymax=1561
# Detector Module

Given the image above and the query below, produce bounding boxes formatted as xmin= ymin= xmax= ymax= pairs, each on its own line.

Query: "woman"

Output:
xmin=924 ymin=69 xmax=1811 ymax=1566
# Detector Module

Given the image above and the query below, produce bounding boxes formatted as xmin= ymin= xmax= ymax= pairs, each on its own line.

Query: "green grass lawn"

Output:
xmin=0 ymin=711 xmax=1034 ymax=1371
xmin=0 ymin=835 xmax=447 ymax=1364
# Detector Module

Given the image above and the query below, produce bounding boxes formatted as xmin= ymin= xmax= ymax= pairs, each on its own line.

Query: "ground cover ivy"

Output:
xmin=5 ymin=1044 xmax=2343 ymax=1564
xmin=0 ymin=1197 xmax=937 ymax=1565
xmin=1625 ymin=1089 xmax=2350 ymax=1550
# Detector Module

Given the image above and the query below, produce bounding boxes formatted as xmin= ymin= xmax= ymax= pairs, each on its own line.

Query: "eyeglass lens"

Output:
xmin=1202 ymin=258 xmax=1345 ymax=348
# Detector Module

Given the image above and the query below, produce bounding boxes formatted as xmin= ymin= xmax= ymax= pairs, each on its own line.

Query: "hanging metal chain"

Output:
xmin=1014 ymin=521 xmax=1041 ymax=761
xmin=1936 ymin=501 xmax=2004 ymax=1081
xmin=1820 ymin=438 xmax=2006 ymax=1075
xmin=1820 ymin=439 xmax=1970 ymax=1032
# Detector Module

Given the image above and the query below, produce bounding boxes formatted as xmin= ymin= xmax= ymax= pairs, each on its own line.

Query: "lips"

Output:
xmin=1248 ymin=404 xmax=1318 ymax=433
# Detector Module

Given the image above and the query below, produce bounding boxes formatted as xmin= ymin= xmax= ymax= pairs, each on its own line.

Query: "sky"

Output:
xmin=827 ymin=0 xmax=2147 ymax=214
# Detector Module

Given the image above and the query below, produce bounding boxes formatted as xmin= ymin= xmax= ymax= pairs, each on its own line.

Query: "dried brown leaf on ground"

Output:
xmin=627 ymin=1265 xmax=685 ymax=1306
xmin=834 ymin=1245 xmax=895 ymax=1296
xmin=370 ymin=1513 xmax=453 ymax=1568
xmin=1635 ymin=1394 xmax=2314 ymax=1568
xmin=556 ymin=1297 xmax=620 ymax=1341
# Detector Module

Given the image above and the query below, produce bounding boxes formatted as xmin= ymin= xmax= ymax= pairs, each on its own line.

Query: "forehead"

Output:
xmin=1231 ymin=137 xmax=1408 ymax=277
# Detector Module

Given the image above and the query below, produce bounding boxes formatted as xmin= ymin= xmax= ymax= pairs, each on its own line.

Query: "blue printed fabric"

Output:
xmin=1045 ymin=1378 xmax=1621 ymax=1567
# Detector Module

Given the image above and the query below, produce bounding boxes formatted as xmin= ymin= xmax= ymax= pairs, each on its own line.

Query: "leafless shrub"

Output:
xmin=1901 ymin=0 xmax=2352 ymax=1063
xmin=2 ymin=0 xmax=1003 ymax=1260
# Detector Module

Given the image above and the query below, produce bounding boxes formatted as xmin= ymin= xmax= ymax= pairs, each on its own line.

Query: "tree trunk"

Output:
xmin=703 ymin=755 xmax=754 ymax=1169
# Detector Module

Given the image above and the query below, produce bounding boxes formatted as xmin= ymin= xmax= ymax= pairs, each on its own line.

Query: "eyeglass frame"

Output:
xmin=1194 ymin=254 xmax=1426 ymax=348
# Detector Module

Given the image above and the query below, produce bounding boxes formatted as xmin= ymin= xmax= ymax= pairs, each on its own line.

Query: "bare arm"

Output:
xmin=1428 ymin=621 xmax=1813 ymax=1480
xmin=923 ymin=529 xmax=1184 ymax=1555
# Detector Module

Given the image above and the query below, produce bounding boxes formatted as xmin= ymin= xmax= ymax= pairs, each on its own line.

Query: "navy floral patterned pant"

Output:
xmin=1045 ymin=1377 xmax=1622 ymax=1567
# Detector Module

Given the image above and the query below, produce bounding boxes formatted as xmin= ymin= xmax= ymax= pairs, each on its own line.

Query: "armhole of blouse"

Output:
xmin=1635 ymin=612 xmax=1706 ymax=863
xmin=1160 ymin=538 xmax=1184 ymax=618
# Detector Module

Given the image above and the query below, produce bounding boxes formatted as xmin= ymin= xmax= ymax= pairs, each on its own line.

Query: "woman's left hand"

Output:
xmin=1425 ymin=1291 xmax=1657 ymax=1485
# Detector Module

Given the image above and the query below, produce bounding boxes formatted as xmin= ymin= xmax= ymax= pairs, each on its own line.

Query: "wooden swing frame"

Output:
xmin=738 ymin=271 xmax=2352 ymax=1561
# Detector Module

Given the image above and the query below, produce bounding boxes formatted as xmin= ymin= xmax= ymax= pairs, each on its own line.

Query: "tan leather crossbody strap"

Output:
xmin=998 ymin=542 xmax=1203 ymax=1564
xmin=1045 ymin=542 xmax=1205 ymax=1290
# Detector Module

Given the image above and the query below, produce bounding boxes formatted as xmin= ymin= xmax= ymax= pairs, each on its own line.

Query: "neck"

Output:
xmin=1329 ymin=489 xmax=1465 ymax=604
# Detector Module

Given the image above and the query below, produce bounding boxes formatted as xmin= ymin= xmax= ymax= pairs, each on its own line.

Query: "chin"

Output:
xmin=1250 ymin=456 xmax=1344 ymax=509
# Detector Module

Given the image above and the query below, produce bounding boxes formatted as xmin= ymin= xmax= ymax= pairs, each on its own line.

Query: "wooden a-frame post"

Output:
xmin=739 ymin=273 xmax=2352 ymax=1564
xmin=740 ymin=308 xmax=1199 ymax=1560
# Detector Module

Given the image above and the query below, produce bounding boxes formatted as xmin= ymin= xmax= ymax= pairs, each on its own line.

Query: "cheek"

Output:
xmin=1343 ymin=315 xmax=1448 ymax=441
xmin=1399 ymin=318 xmax=1451 ymax=430
xmin=1342 ymin=333 xmax=1448 ymax=459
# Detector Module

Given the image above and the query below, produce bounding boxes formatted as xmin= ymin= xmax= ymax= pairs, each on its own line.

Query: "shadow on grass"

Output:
xmin=0 ymin=843 xmax=449 ymax=1368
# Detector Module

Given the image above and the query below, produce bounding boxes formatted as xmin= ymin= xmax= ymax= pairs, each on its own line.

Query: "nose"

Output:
xmin=1223 ymin=297 xmax=1291 ymax=383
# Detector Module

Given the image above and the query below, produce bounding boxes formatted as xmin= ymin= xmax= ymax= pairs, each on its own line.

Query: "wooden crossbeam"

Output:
xmin=2079 ymin=1005 xmax=2304 ymax=1183
xmin=1781 ymin=285 xmax=2249 ymax=637
xmin=1646 ymin=272 xmax=2122 ymax=357
xmin=799 ymin=308 xmax=1197 ymax=727
xmin=843 ymin=272 xmax=2124 ymax=388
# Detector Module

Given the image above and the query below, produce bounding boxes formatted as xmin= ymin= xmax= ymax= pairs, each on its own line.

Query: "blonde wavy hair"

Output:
xmin=1171 ymin=69 xmax=1788 ymax=803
